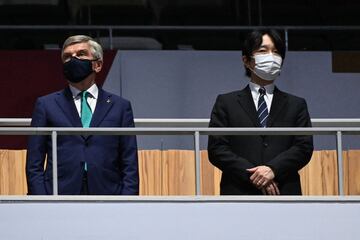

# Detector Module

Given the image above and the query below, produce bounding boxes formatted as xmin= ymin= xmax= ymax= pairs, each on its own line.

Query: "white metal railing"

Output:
xmin=0 ymin=25 xmax=360 ymax=50
xmin=1 ymin=126 xmax=360 ymax=196
xmin=1 ymin=195 xmax=360 ymax=202
xmin=1 ymin=118 xmax=360 ymax=127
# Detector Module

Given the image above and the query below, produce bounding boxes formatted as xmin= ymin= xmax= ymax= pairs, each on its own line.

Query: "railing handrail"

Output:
xmin=0 ymin=126 xmax=359 ymax=135
xmin=1 ymin=195 xmax=360 ymax=203
xmin=0 ymin=25 xmax=358 ymax=50
xmin=0 ymin=126 xmax=356 ymax=196
xmin=1 ymin=25 xmax=360 ymax=31
xmin=1 ymin=118 xmax=360 ymax=127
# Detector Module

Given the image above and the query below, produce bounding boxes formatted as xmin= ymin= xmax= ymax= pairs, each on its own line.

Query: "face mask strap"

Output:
xmin=65 ymin=56 xmax=99 ymax=63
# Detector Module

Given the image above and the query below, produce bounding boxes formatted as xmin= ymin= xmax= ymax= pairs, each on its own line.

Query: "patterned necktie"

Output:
xmin=257 ymin=87 xmax=269 ymax=127
xmin=81 ymin=91 xmax=92 ymax=128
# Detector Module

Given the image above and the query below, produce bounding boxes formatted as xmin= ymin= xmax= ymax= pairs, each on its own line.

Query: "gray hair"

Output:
xmin=62 ymin=35 xmax=103 ymax=61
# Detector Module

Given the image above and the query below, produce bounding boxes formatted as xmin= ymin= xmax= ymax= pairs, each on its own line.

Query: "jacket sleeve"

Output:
xmin=119 ymin=101 xmax=139 ymax=195
xmin=26 ymin=98 xmax=48 ymax=195
xmin=266 ymin=99 xmax=314 ymax=181
xmin=207 ymin=95 xmax=256 ymax=183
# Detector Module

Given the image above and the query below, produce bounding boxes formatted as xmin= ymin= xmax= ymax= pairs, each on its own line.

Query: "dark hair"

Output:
xmin=242 ymin=29 xmax=286 ymax=77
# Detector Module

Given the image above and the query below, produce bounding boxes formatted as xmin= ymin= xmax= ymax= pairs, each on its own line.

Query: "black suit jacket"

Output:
xmin=207 ymin=85 xmax=313 ymax=195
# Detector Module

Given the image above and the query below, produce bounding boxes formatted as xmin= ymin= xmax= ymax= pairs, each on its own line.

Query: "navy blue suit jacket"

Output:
xmin=26 ymin=86 xmax=139 ymax=195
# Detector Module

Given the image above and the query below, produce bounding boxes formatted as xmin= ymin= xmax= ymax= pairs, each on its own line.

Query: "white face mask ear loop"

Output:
xmin=244 ymin=55 xmax=255 ymax=75
xmin=247 ymin=55 xmax=262 ymax=79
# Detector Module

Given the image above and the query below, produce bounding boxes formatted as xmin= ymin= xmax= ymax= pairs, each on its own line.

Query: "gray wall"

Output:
xmin=1 ymin=199 xmax=359 ymax=240
xmin=103 ymin=51 xmax=360 ymax=150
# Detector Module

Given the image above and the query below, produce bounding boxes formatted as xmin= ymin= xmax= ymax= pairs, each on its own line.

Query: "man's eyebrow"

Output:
xmin=259 ymin=44 xmax=271 ymax=48
xmin=64 ymin=48 xmax=89 ymax=53
xmin=77 ymin=48 xmax=89 ymax=53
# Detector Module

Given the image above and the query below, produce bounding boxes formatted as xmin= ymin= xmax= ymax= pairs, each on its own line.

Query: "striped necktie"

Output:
xmin=257 ymin=87 xmax=269 ymax=127
xmin=81 ymin=91 xmax=92 ymax=128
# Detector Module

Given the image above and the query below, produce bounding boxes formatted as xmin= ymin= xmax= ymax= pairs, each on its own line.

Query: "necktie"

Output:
xmin=80 ymin=91 xmax=92 ymax=172
xmin=81 ymin=91 xmax=92 ymax=128
xmin=257 ymin=87 xmax=269 ymax=127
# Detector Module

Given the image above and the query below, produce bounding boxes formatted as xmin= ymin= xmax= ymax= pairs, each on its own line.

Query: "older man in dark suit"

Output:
xmin=26 ymin=35 xmax=139 ymax=195
xmin=208 ymin=29 xmax=313 ymax=195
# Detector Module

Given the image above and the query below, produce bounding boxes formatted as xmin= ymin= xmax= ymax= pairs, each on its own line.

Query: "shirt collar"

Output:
xmin=249 ymin=81 xmax=275 ymax=95
xmin=69 ymin=83 xmax=99 ymax=99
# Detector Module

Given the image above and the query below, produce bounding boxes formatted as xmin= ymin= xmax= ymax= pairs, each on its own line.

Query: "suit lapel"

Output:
xmin=267 ymin=87 xmax=288 ymax=127
xmin=237 ymin=85 xmax=261 ymax=127
xmin=90 ymin=88 xmax=113 ymax=128
xmin=55 ymin=87 xmax=82 ymax=127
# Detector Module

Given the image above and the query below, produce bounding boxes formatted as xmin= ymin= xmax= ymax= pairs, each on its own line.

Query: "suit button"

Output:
xmin=263 ymin=142 xmax=268 ymax=147
xmin=85 ymin=142 xmax=89 ymax=147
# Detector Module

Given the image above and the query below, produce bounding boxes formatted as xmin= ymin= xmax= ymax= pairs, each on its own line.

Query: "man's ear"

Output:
xmin=93 ymin=60 xmax=103 ymax=73
xmin=242 ymin=55 xmax=250 ymax=69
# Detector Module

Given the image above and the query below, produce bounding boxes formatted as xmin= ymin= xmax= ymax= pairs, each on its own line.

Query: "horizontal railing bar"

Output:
xmin=0 ymin=118 xmax=31 ymax=126
xmin=2 ymin=118 xmax=360 ymax=127
xmin=311 ymin=119 xmax=360 ymax=127
xmin=135 ymin=119 xmax=360 ymax=128
xmin=1 ymin=127 xmax=360 ymax=135
xmin=0 ymin=195 xmax=360 ymax=203
xmin=135 ymin=118 xmax=209 ymax=127
xmin=0 ymin=25 xmax=360 ymax=31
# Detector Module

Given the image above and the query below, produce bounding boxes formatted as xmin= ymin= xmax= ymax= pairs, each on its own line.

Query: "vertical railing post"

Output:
xmin=285 ymin=29 xmax=289 ymax=51
xmin=247 ymin=0 xmax=252 ymax=25
xmin=258 ymin=0 xmax=262 ymax=25
xmin=52 ymin=131 xmax=58 ymax=195
xmin=336 ymin=131 xmax=344 ymax=196
xmin=194 ymin=131 xmax=201 ymax=195
xmin=87 ymin=5 xmax=91 ymax=25
xmin=109 ymin=27 xmax=113 ymax=50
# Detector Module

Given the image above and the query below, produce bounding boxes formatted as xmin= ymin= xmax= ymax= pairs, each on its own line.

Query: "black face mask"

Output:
xmin=63 ymin=57 xmax=96 ymax=83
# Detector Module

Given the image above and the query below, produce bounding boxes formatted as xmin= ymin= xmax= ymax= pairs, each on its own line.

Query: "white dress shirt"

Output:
xmin=69 ymin=84 xmax=98 ymax=117
xmin=249 ymin=81 xmax=275 ymax=112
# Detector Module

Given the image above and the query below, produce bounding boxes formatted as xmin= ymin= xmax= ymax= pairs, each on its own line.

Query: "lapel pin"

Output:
xmin=106 ymin=99 xmax=111 ymax=103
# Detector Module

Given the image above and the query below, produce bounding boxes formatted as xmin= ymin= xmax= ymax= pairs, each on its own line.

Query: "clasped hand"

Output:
xmin=246 ymin=166 xmax=280 ymax=195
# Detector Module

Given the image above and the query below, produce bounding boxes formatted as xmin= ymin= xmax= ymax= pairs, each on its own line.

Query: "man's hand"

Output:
xmin=261 ymin=181 xmax=280 ymax=195
xmin=247 ymin=165 xmax=275 ymax=189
